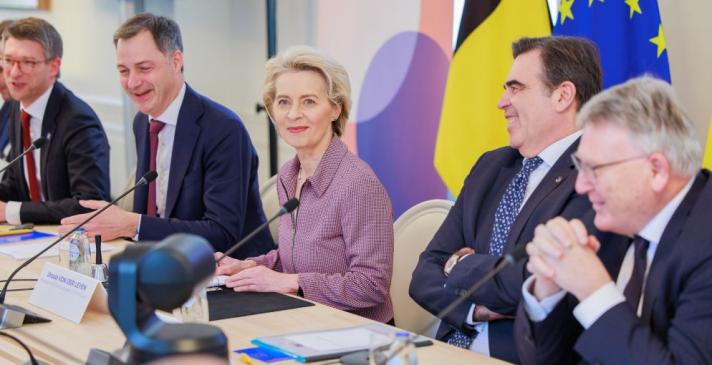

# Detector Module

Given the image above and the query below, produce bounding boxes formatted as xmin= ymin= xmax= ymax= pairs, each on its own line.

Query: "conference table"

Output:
xmin=0 ymin=226 xmax=507 ymax=364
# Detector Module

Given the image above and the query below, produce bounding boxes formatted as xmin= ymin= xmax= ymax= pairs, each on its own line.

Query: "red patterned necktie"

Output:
xmin=147 ymin=119 xmax=165 ymax=217
xmin=21 ymin=110 xmax=41 ymax=202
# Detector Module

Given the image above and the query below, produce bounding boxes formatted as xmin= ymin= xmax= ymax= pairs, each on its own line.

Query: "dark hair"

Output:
xmin=512 ymin=36 xmax=601 ymax=110
xmin=113 ymin=12 xmax=183 ymax=54
xmin=2 ymin=17 xmax=63 ymax=60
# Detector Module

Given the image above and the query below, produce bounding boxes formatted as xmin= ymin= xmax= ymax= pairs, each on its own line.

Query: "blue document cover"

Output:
xmin=0 ymin=231 xmax=55 ymax=245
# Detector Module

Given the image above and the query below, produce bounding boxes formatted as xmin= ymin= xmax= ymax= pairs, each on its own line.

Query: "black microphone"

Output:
xmin=0 ymin=137 xmax=47 ymax=176
xmin=342 ymin=244 xmax=529 ymax=365
xmin=215 ymin=197 xmax=299 ymax=263
xmin=0 ymin=170 xmax=158 ymax=328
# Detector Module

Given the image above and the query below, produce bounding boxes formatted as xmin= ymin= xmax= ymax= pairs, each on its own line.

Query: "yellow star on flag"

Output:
xmin=625 ymin=0 xmax=642 ymax=18
xmin=560 ymin=0 xmax=575 ymax=25
xmin=649 ymin=24 xmax=667 ymax=58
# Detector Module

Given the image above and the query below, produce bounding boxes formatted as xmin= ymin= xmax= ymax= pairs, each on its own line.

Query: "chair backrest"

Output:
xmin=117 ymin=168 xmax=136 ymax=212
xmin=391 ymin=199 xmax=453 ymax=337
xmin=259 ymin=174 xmax=280 ymax=243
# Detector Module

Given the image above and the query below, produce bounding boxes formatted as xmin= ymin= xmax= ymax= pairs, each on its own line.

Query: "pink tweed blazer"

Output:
xmin=251 ymin=137 xmax=394 ymax=322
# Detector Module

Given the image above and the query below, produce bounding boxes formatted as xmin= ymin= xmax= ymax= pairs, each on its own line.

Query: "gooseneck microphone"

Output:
xmin=0 ymin=170 xmax=158 ymax=329
xmin=0 ymin=137 xmax=47 ymax=176
xmin=215 ymin=197 xmax=299 ymax=263
xmin=342 ymin=244 xmax=530 ymax=365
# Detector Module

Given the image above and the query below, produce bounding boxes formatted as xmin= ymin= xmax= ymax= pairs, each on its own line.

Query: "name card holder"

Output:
xmin=29 ymin=263 xmax=107 ymax=323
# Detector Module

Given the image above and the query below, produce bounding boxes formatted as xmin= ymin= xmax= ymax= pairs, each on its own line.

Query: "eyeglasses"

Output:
xmin=0 ymin=57 xmax=50 ymax=73
xmin=571 ymin=153 xmax=647 ymax=182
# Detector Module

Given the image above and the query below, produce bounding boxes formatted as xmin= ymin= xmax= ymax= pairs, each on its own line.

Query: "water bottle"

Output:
xmin=386 ymin=332 xmax=417 ymax=365
xmin=66 ymin=228 xmax=92 ymax=276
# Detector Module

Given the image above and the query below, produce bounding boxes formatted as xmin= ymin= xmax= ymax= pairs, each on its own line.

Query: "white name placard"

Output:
xmin=29 ymin=263 xmax=106 ymax=323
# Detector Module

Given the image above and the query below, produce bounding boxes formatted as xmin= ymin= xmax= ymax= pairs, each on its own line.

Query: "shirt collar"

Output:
xmin=527 ymin=130 xmax=582 ymax=167
xmin=21 ymin=82 xmax=54 ymax=120
xmin=148 ymin=82 xmax=186 ymax=126
xmin=279 ymin=136 xmax=348 ymax=198
xmin=638 ymin=177 xmax=695 ymax=245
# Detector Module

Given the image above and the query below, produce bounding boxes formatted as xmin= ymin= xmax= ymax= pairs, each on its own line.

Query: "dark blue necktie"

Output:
xmin=448 ymin=156 xmax=543 ymax=349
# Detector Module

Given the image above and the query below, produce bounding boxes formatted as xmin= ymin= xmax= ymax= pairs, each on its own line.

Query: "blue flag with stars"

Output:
xmin=555 ymin=0 xmax=670 ymax=88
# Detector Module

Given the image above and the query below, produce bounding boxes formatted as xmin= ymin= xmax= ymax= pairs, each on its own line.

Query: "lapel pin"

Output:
xmin=555 ymin=176 xmax=563 ymax=184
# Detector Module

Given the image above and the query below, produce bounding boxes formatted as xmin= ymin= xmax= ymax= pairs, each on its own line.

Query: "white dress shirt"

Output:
xmin=522 ymin=178 xmax=694 ymax=329
xmin=5 ymin=85 xmax=53 ymax=225
xmin=465 ymin=130 xmax=582 ymax=355
xmin=136 ymin=83 xmax=186 ymax=236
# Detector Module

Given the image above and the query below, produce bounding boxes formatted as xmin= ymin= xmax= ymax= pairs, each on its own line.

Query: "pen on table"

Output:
xmin=239 ymin=353 xmax=256 ymax=364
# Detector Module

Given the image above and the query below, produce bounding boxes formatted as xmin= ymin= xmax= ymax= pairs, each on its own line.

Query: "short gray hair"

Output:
xmin=262 ymin=46 xmax=351 ymax=137
xmin=577 ymin=76 xmax=701 ymax=176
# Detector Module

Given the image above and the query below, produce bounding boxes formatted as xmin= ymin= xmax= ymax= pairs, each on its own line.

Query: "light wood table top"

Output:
xmin=0 ymin=226 xmax=507 ymax=364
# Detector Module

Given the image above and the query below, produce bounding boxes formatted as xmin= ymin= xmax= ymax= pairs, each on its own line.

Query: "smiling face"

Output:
xmin=270 ymin=70 xmax=341 ymax=155
xmin=115 ymin=29 xmax=183 ymax=117
xmin=497 ymin=49 xmax=567 ymax=157
xmin=3 ymin=37 xmax=59 ymax=106
xmin=574 ymin=121 xmax=657 ymax=236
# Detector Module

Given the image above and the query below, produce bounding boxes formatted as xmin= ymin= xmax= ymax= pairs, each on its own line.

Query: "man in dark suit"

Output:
xmin=59 ymin=13 xmax=272 ymax=258
xmin=516 ymin=76 xmax=712 ymax=364
xmin=409 ymin=36 xmax=611 ymax=363
xmin=0 ymin=17 xmax=110 ymax=224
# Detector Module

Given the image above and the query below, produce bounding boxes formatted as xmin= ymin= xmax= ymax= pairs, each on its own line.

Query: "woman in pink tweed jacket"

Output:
xmin=216 ymin=46 xmax=394 ymax=323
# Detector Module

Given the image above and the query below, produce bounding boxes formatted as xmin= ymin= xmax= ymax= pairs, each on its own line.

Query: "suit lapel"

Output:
xmin=506 ymin=140 xmax=580 ymax=249
xmin=164 ymin=85 xmax=202 ymax=217
xmin=39 ymin=82 xmax=62 ymax=198
xmin=640 ymin=171 xmax=709 ymax=321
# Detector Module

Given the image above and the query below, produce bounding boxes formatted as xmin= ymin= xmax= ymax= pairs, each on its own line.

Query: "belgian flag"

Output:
xmin=704 ymin=116 xmax=712 ymax=169
xmin=434 ymin=0 xmax=551 ymax=196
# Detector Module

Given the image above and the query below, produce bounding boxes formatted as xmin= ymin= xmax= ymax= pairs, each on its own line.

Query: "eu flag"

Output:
xmin=554 ymin=0 xmax=670 ymax=88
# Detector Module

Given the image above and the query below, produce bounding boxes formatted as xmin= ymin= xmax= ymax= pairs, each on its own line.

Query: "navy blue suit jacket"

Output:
xmin=0 ymin=82 xmax=110 ymax=223
xmin=409 ymin=142 xmax=623 ymax=363
xmin=132 ymin=84 xmax=273 ymax=258
xmin=515 ymin=170 xmax=712 ymax=365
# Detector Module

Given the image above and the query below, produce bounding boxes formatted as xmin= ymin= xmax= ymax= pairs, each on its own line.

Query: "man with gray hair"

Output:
xmin=0 ymin=17 xmax=110 ymax=224
xmin=515 ymin=76 xmax=712 ymax=364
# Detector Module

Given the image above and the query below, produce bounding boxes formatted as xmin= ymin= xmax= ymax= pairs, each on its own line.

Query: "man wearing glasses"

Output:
xmin=516 ymin=76 xmax=712 ymax=364
xmin=410 ymin=36 xmax=625 ymax=363
xmin=0 ymin=19 xmax=17 ymax=161
xmin=0 ymin=17 xmax=110 ymax=224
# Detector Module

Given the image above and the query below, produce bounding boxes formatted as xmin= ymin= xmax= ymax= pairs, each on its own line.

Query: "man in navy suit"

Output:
xmin=0 ymin=19 xmax=16 ymax=160
xmin=0 ymin=17 xmax=110 ymax=224
xmin=59 ymin=13 xmax=272 ymax=258
xmin=409 ymin=36 xmax=620 ymax=363
xmin=516 ymin=76 xmax=712 ymax=364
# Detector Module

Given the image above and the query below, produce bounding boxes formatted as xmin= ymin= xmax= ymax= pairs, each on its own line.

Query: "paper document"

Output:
xmin=285 ymin=328 xmax=373 ymax=351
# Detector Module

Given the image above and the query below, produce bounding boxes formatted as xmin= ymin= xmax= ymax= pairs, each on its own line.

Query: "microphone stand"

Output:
xmin=0 ymin=171 xmax=157 ymax=329
xmin=0 ymin=138 xmax=46 ymax=176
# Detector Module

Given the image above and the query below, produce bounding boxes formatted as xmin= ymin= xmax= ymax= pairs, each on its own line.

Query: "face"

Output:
xmin=116 ymin=30 xmax=183 ymax=117
xmin=270 ymin=70 xmax=341 ymax=154
xmin=3 ymin=37 xmax=59 ymax=105
xmin=497 ymin=49 xmax=562 ymax=157
xmin=574 ymin=122 xmax=655 ymax=236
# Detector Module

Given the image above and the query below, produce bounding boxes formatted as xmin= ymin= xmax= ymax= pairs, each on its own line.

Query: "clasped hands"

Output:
xmin=526 ymin=217 xmax=613 ymax=302
xmin=214 ymin=253 xmax=299 ymax=294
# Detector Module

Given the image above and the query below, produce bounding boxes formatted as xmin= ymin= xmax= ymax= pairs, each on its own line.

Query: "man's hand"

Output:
xmin=443 ymin=247 xmax=475 ymax=275
xmin=224 ymin=265 xmax=299 ymax=294
xmin=214 ymin=252 xmax=257 ymax=275
xmin=526 ymin=217 xmax=611 ymax=301
xmin=0 ymin=201 xmax=6 ymax=223
xmin=58 ymin=200 xmax=140 ymax=241
xmin=474 ymin=305 xmax=513 ymax=322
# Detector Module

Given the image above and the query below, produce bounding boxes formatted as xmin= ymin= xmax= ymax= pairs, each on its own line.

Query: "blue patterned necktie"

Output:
xmin=448 ymin=156 xmax=543 ymax=349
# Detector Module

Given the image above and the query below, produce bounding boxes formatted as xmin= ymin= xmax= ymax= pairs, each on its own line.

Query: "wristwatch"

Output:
xmin=444 ymin=253 xmax=470 ymax=276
